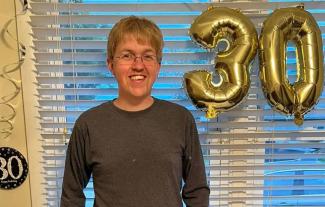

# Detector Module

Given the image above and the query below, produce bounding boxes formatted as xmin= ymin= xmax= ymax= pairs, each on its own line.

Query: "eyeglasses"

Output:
xmin=114 ymin=52 xmax=158 ymax=66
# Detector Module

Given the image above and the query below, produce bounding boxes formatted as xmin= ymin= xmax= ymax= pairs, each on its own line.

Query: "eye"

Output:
xmin=120 ymin=53 xmax=134 ymax=60
xmin=142 ymin=54 xmax=156 ymax=61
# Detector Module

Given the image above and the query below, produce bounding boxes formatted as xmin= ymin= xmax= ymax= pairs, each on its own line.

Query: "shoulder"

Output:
xmin=156 ymin=99 xmax=187 ymax=111
xmin=75 ymin=101 xmax=113 ymax=127
xmin=155 ymin=98 xmax=194 ymax=120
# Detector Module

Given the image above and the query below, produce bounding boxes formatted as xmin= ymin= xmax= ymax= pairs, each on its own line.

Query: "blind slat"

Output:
xmin=31 ymin=26 xmax=325 ymax=40
xmin=30 ymin=2 xmax=325 ymax=13
xmin=30 ymin=14 xmax=269 ymax=26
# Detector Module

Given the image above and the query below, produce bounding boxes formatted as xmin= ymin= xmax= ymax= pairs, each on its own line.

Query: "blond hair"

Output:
xmin=107 ymin=16 xmax=164 ymax=63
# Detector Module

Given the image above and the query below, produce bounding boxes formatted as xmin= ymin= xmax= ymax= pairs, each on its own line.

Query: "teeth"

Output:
xmin=130 ymin=75 xmax=145 ymax=80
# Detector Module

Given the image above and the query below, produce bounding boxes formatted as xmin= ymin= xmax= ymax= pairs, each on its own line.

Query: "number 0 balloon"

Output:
xmin=259 ymin=6 xmax=324 ymax=125
xmin=184 ymin=7 xmax=258 ymax=119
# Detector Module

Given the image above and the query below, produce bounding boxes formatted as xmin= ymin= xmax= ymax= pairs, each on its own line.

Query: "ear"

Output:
xmin=156 ymin=62 xmax=161 ymax=77
xmin=107 ymin=58 xmax=114 ymax=75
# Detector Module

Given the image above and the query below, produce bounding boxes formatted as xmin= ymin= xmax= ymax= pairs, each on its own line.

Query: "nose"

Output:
xmin=134 ymin=56 xmax=143 ymax=62
xmin=132 ymin=56 xmax=145 ymax=70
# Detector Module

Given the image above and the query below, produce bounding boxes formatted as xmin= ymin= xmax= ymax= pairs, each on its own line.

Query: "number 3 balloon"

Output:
xmin=259 ymin=5 xmax=324 ymax=125
xmin=184 ymin=7 xmax=258 ymax=119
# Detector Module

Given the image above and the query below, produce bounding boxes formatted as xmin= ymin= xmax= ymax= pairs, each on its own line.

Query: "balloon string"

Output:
xmin=0 ymin=0 xmax=27 ymax=139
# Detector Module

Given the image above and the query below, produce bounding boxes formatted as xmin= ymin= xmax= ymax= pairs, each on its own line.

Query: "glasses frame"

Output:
xmin=114 ymin=52 xmax=158 ymax=66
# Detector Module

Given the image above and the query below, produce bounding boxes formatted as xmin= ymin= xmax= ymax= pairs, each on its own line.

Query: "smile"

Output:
xmin=129 ymin=75 xmax=146 ymax=80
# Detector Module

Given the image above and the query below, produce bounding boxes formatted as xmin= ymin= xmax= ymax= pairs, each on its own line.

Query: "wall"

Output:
xmin=0 ymin=0 xmax=32 ymax=206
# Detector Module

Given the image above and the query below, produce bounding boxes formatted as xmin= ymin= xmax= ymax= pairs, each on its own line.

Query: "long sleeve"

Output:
xmin=182 ymin=113 xmax=210 ymax=207
xmin=60 ymin=119 xmax=92 ymax=207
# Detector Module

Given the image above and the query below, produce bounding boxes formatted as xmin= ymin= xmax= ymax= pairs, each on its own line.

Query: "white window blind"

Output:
xmin=30 ymin=0 xmax=325 ymax=206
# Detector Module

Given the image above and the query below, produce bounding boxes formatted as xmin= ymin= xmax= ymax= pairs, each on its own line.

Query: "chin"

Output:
xmin=131 ymin=93 xmax=151 ymax=99
xmin=129 ymin=88 xmax=152 ymax=98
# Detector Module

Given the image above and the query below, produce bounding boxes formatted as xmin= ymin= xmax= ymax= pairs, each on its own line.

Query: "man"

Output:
xmin=61 ymin=16 xmax=210 ymax=207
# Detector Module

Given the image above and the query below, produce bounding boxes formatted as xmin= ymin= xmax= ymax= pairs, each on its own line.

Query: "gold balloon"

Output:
xmin=259 ymin=6 xmax=324 ymax=125
xmin=184 ymin=7 xmax=258 ymax=119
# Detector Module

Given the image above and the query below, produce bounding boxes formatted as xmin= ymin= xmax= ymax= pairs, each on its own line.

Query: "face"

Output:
xmin=108 ymin=35 xmax=161 ymax=102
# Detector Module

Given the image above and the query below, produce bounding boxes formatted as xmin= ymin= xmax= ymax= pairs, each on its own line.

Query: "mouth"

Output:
xmin=129 ymin=75 xmax=146 ymax=81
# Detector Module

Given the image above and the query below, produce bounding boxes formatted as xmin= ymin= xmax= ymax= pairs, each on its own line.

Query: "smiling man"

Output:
xmin=107 ymin=34 xmax=160 ymax=111
xmin=60 ymin=16 xmax=210 ymax=207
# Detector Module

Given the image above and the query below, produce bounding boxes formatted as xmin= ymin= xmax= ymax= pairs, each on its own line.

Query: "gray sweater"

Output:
xmin=61 ymin=98 xmax=209 ymax=207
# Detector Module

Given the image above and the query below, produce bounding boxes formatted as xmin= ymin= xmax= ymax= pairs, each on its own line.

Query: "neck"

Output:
xmin=113 ymin=96 xmax=154 ymax=111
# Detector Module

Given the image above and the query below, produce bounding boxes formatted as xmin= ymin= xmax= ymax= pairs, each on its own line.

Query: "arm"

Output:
xmin=60 ymin=119 xmax=92 ymax=207
xmin=182 ymin=113 xmax=210 ymax=207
